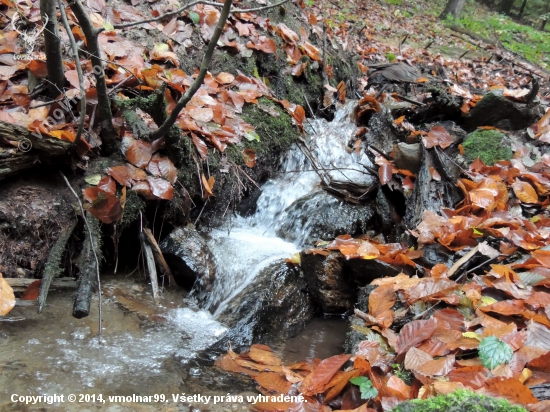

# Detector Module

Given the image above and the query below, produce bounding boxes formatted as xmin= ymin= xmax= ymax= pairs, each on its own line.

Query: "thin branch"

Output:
xmin=60 ymin=172 xmax=102 ymax=336
xmin=107 ymin=0 xmax=289 ymax=32
xmin=58 ymin=0 xmax=86 ymax=148
xmin=147 ymin=0 xmax=233 ymax=140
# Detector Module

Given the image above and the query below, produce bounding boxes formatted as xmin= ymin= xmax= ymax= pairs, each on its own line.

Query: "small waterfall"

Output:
xmin=203 ymin=101 xmax=375 ymax=316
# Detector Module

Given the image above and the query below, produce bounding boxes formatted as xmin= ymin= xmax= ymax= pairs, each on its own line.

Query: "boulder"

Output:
xmin=160 ymin=227 xmax=216 ymax=297
xmin=276 ymin=190 xmax=376 ymax=246
xmin=463 ymin=90 xmax=540 ymax=132
xmin=393 ymin=143 xmax=422 ymax=174
xmin=210 ymin=259 xmax=314 ymax=351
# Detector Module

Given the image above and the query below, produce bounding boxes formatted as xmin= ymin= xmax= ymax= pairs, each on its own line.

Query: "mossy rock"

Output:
xmin=390 ymin=389 xmax=528 ymax=412
xmin=462 ymin=129 xmax=512 ymax=166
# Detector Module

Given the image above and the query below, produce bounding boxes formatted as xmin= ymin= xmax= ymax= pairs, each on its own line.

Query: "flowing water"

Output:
xmin=0 ymin=103 xmax=365 ymax=410
xmin=204 ymin=101 xmax=375 ymax=315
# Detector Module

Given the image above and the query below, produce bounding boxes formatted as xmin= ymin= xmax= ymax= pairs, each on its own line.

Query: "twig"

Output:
xmin=303 ymin=93 xmax=317 ymax=120
xmin=147 ymin=0 xmax=233 ymax=139
xmin=455 ymin=255 xmax=500 ymax=283
xmin=376 ymin=84 xmax=388 ymax=100
xmin=58 ymin=0 xmax=86 ymax=148
xmin=28 ymin=98 xmax=64 ymax=109
xmin=368 ymin=145 xmax=393 ymax=161
xmin=60 ymin=172 xmax=102 ymax=336
xmin=107 ymin=0 xmax=290 ymax=32
xmin=394 ymin=93 xmax=425 ymax=106
xmin=459 ymin=50 xmax=469 ymax=59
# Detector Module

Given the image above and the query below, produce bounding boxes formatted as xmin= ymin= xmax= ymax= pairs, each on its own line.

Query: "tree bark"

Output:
xmin=440 ymin=0 xmax=466 ymax=20
xmin=518 ymin=0 xmax=528 ymax=18
xmin=40 ymin=0 xmax=65 ymax=96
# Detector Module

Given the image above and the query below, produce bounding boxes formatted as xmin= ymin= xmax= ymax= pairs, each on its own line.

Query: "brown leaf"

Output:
xmin=423 ymin=126 xmax=453 ymax=149
xmin=368 ymin=284 xmax=396 ymax=317
xmin=201 ymin=174 xmax=215 ymax=198
xmin=65 ymin=70 xmax=90 ymax=91
xmin=122 ymin=137 xmax=153 ymax=168
xmin=88 ymin=191 xmax=123 ymax=224
xmin=216 ymin=72 xmax=235 ymax=84
xmin=21 ymin=279 xmax=41 ymax=300
xmin=254 ymin=372 xmax=292 ymax=394
xmin=483 ymin=377 xmax=538 ymax=404
xmin=249 ymin=345 xmax=282 ymax=366
xmin=146 ymin=177 xmax=173 ymax=200
xmin=242 ymin=148 xmax=256 ymax=168
xmin=215 ymin=353 xmax=259 ymax=377
xmin=512 ymin=180 xmax=539 ymax=204
xmin=302 ymin=354 xmax=351 ymax=395
xmin=396 ymin=318 xmax=438 ymax=354
xmin=324 ymin=370 xmax=361 ymax=402
xmin=189 ymin=107 xmax=214 ymax=123
xmin=406 ymin=278 xmax=459 ymax=303
xmin=416 ymin=354 xmax=455 ymax=376
xmin=97 ymin=176 xmax=116 ymax=196
xmin=107 ymin=163 xmax=147 ymax=187
xmin=0 ymin=272 xmax=15 ymax=316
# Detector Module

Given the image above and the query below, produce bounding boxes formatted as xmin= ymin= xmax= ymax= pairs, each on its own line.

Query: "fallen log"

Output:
xmin=0 ymin=121 xmax=70 ymax=181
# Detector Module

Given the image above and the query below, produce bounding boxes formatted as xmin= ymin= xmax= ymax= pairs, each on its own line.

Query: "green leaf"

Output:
xmin=478 ymin=336 xmax=513 ymax=370
xmin=349 ymin=376 xmax=378 ymax=400
xmin=243 ymin=130 xmax=260 ymax=142
xmin=102 ymin=21 xmax=114 ymax=31
xmin=85 ymin=174 xmax=102 ymax=185
xmin=188 ymin=11 xmax=200 ymax=24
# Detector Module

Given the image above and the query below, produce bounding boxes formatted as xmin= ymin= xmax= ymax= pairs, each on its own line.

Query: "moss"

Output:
xmin=241 ymin=97 xmax=298 ymax=156
xmin=463 ymin=129 xmax=512 ymax=166
xmin=390 ymin=389 xmax=527 ymax=412
xmin=120 ymin=190 xmax=146 ymax=230
xmin=116 ymin=86 xmax=167 ymax=139
xmin=210 ymin=49 xmax=258 ymax=77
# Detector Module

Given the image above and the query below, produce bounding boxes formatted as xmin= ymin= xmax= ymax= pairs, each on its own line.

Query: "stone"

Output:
xmin=210 ymin=259 xmax=314 ymax=352
xmin=393 ymin=142 xmax=422 ymax=174
xmin=276 ymin=190 xmax=376 ymax=246
xmin=300 ymin=251 xmax=354 ymax=314
xmin=160 ymin=227 xmax=216 ymax=297
xmin=463 ymin=90 xmax=540 ymax=132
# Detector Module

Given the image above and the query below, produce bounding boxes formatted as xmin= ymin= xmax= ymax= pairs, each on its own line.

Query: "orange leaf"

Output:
xmin=302 ymin=354 xmax=351 ymax=395
xmin=243 ymin=148 xmax=256 ymax=168
xmin=512 ymin=180 xmax=539 ymax=204
xmin=423 ymin=126 xmax=453 ymax=149
xmin=201 ymin=174 xmax=215 ymax=198
xmin=396 ymin=318 xmax=437 ymax=354
xmin=531 ymin=250 xmax=550 ymax=268
xmin=368 ymin=284 xmax=396 ymax=317
xmin=0 ymin=272 xmax=15 ymax=316
xmin=483 ymin=377 xmax=538 ymax=404
xmin=249 ymin=345 xmax=282 ymax=366
xmin=254 ymin=372 xmax=292 ymax=394
xmin=21 ymin=279 xmax=41 ymax=300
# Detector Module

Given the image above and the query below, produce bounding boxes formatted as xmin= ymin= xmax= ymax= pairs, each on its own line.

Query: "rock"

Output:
xmin=209 ymin=259 xmax=314 ymax=351
xmin=276 ymin=190 xmax=376 ymax=246
xmin=300 ymin=249 xmax=410 ymax=314
xmin=300 ymin=251 xmax=354 ymax=313
xmin=417 ymin=243 xmax=456 ymax=268
xmin=368 ymin=63 xmax=422 ymax=84
xmin=393 ymin=143 xmax=422 ymax=173
xmin=365 ymin=107 xmax=400 ymax=155
xmin=463 ymin=90 xmax=540 ymax=132
xmin=160 ymin=227 xmax=216 ymax=296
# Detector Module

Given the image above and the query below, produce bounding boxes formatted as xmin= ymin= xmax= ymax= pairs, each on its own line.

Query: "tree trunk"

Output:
xmin=500 ymin=0 xmax=515 ymax=15
xmin=518 ymin=0 xmax=528 ymax=18
xmin=40 ymin=0 xmax=65 ymax=96
xmin=440 ymin=0 xmax=466 ymax=20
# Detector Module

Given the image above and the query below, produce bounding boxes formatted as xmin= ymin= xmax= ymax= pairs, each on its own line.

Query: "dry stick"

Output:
xmin=108 ymin=0 xmax=290 ymax=32
xmin=28 ymin=98 xmax=64 ymax=109
xmin=68 ymin=0 xmax=117 ymax=147
xmin=459 ymin=49 xmax=469 ymax=59
xmin=60 ymin=172 xmax=102 ymax=336
xmin=147 ymin=0 xmax=233 ymax=140
xmin=424 ymin=39 xmax=435 ymax=49
xmin=58 ymin=0 xmax=86 ymax=148
xmin=369 ymin=145 xmax=393 ymax=161
xmin=140 ymin=232 xmax=160 ymax=305
xmin=394 ymin=93 xmax=425 ymax=106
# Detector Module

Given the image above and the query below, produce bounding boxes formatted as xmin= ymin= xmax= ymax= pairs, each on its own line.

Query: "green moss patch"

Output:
xmin=391 ymin=389 xmax=527 ymax=412
xmin=463 ymin=129 xmax=512 ymax=166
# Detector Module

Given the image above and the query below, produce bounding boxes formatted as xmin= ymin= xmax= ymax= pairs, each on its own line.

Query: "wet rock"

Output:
xmin=365 ymin=107 xmax=400 ymax=155
xmin=300 ymin=250 xmax=409 ymax=314
xmin=417 ymin=243 xmax=456 ymax=268
xmin=300 ymin=251 xmax=354 ymax=313
xmin=209 ymin=259 xmax=314 ymax=352
xmin=276 ymin=190 xmax=375 ymax=246
xmin=463 ymin=90 xmax=540 ymax=131
xmin=393 ymin=143 xmax=422 ymax=174
xmin=160 ymin=227 xmax=216 ymax=295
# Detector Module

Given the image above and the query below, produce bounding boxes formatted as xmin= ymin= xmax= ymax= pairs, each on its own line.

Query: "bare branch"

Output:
xmin=58 ymin=0 xmax=86 ymax=148
xmin=147 ymin=0 xmax=233 ymax=139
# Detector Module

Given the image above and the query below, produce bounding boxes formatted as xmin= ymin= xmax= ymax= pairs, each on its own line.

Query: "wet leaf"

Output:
xmin=368 ymin=284 xmax=395 ymax=317
xmin=242 ymin=148 xmax=256 ymax=168
xmin=122 ymin=137 xmax=153 ymax=168
xmin=396 ymin=318 xmax=437 ymax=354
xmin=249 ymin=345 xmax=282 ymax=366
xmin=0 ymin=272 xmax=15 ymax=316
xmin=147 ymin=177 xmax=173 ymax=200
xmin=423 ymin=126 xmax=453 ymax=149
xmin=88 ymin=191 xmax=123 ymax=224
xmin=512 ymin=180 xmax=539 ymax=204
xmin=201 ymin=174 xmax=215 ymax=198
xmin=302 ymin=354 xmax=351 ymax=395
xmin=107 ymin=164 xmax=147 ymax=187
xmin=21 ymin=279 xmax=41 ymax=300
xmin=254 ymin=372 xmax=291 ymax=394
